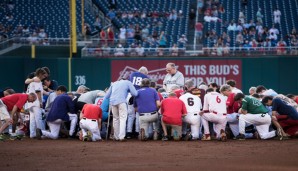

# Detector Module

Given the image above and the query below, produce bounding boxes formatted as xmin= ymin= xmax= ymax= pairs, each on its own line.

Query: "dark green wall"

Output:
xmin=0 ymin=56 xmax=297 ymax=94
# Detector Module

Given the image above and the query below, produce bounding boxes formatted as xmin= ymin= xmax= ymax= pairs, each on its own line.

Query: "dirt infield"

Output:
xmin=1 ymin=138 xmax=298 ymax=171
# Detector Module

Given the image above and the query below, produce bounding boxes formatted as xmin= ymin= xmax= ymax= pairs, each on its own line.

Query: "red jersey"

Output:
xmin=195 ymin=22 xmax=203 ymax=31
xmin=1 ymin=93 xmax=28 ymax=111
xmin=161 ymin=96 xmax=187 ymax=126
xmin=82 ymin=104 xmax=102 ymax=120
xmin=174 ymin=89 xmax=184 ymax=98
xmin=226 ymin=93 xmax=241 ymax=114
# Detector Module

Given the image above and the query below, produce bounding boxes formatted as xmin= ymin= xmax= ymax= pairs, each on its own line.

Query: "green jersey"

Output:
xmin=242 ymin=96 xmax=268 ymax=114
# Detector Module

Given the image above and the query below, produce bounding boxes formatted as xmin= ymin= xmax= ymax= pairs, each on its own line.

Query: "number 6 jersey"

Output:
xmin=203 ymin=92 xmax=227 ymax=114
xmin=179 ymin=92 xmax=202 ymax=114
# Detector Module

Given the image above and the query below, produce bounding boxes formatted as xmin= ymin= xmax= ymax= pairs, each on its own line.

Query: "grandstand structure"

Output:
xmin=0 ymin=0 xmax=298 ymax=57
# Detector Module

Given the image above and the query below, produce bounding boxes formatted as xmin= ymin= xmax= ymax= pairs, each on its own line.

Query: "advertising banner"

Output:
xmin=111 ymin=60 xmax=242 ymax=88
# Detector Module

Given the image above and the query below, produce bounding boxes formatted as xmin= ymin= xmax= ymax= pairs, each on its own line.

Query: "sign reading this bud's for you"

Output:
xmin=112 ymin=60 xmax=242 ymax=88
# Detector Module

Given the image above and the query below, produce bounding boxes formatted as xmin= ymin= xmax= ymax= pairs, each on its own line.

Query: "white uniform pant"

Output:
xmin=201 ymin=113 xmax=227 ymax=139
xmin=112 ymin=103 xmax=128 ymax=140
xmin=182 ymin=113 xmax=201 ymax=139
xmin=126 ymin=106 xmax=140 ymax=133
xmin=80 ymin=118 xmax=101 ymax=141
xmin=227 ymin=113 xmax=253 ymax=138
xmin=274 ymin=17 xmax=280 ymax=24
xmin=239 ymin=113 xmax=276 ymax=139
xmin=42 ymin=119 xmax=63 ymax=139
xmin=139 ymin=112 xmax=158 ymax=138
xmin=68 ymin=113 xmax=78 ymax=136
xmin=29 ymin=106 xmax=44 ymax=138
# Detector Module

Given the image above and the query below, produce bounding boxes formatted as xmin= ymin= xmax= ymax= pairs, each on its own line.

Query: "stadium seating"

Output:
xmin=92 ymin=0 xmax=190 ymax=47
xmin=0 ymin=0 xmax=95 ymax=38
xmin=204 ymin=0 xmax=298 ymax=47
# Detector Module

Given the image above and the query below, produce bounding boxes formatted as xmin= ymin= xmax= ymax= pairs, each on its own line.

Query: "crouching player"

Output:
xmin=79 ymin=104 xmax=102 ymax=142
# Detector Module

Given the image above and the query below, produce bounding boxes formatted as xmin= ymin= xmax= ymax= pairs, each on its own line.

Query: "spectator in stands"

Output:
xmin=178 ymin=34 xmax=188 ymax=48
xmin=93 ymin=16 xmax=102 ymax=31
xmin=100 ymin=29 xmax=106 ymax=45
xmin=107 ymin=26 xmax=114 ymax=45
xmin=263 ymin=38 xmax=272 ymax=48
xmin=277 ymin=38 xmax=287 ymax=55
xmin=141 ymin=25 xmax=149 ymax=41
xmin=189 ymin=9 xmax=196 ymax=28
xmin=135 ymin=44 xmax=145 ymax=56
xmin=236 ymin=22 xmax=244 ymax=32
xmin=256 ymin=22 xmax=264 ymax=36
xmin=178 ymin=10 xmax=183 ymax=18
xmin=197 ymin=0 xmax=204 ymax=14
xmin=243 ymin=40 xmax=252 ymax=51
xmin=195 ymin=22 xmax=203 ymax=41
xmin=239 ymin=10 xmax=245 ymax=24
xmin=107 ymin=9 xmax=116 ymax=20
xmin=273 ymin=7 xmax=281 ymax=25
xmin=223 ymin=44 xmax=230 ymax=55
xmin=134 ymin=24 xmax=142 ymax=43
xmin=218 ymin=4 xmax=225 ymax=13
xmin=121 ymin=12 xmax=128 ymax=19
xmin=169 ymin=9 xmax=177 ymax=20
xmin=171 ymin=44 xmax=179 ymax=56
xmin=269 ymin=25 xmax=279 ymax=36
xmin=126 ymin=24 xmax=135 ymax=45
xmin=119 ymin=25 xmax=126 ymax=45
xmin=140 ymin=11 xmax=146 ymax=18
xmin=204 ymin=13 xmax=221 ymax=22
xmin=114 ymin=44 xmax=125 ymax=56
xmin=236 ymin=32 xmax=244 ymax=46
xmin=212 ymin=6 xmax=219 ymax=17
xmin=28 ymin=32 xmax=38 ymax=44
xmin=269 ymin=32 xmax=278 ymax=45
xmin=290 ymin=37 xmax=298 ymax=55
xmin=128 ymin=11 xmax=134 ymax=19
xmin=249 ymin=38 xmax=258 ymax=50
xmin=128 ymin=43 xmax=137 ymax=56
xmin=289 ymin=28 xmax=297 ymax=39
xmin=256 ymin=8 xmax=263 ymax=24
xmin=227 ymin=20 xmax=237 ymax=31
xmin=159 ymin=31 xmax=167 ymax=48
xmin=109 ymin=0 xmax=117 ymax=10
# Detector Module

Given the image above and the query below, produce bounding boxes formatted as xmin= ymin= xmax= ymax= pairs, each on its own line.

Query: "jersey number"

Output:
xmin=216 ymin=96 xmax=221 ymax=103
xmin=187 ymin=98 xmax=194 ymax=106
xmin=132 ymin=77 xmax=142 ymax=86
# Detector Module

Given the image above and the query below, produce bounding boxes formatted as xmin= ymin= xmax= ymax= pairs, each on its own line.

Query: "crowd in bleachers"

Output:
xmin=202 ymin=0 xmax=298 ymax=56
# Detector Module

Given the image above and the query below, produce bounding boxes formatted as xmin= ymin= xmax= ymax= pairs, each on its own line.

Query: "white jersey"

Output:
xmin=203 ymin=92 xmax=227 ymax=114
xmin=274 ymin=10 xmax=281 ymax=18
xmin=232 ymin=87 xmax=243 ymax=94
xmin=26 ymin=81 xmax=43 ymax=107
xmin=163 ymin=71 xmax=184 ymax=93
xmin=179 ymin=92 xmax=202 ymax=115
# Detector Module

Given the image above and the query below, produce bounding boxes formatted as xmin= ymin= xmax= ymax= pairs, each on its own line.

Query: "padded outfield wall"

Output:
xmin=0 ymin=56 xmax=297 ymax=95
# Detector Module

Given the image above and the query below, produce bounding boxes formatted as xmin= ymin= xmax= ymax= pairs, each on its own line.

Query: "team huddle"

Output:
xmin=1 ymin=63 xmax=298 ymax=142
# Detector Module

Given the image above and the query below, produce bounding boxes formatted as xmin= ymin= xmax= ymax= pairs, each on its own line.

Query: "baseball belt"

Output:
xmin=82 ymin=118 xmax=97 ymax=122
xmin=139 ymin=111 xmax=158 ymax=116
xmin=203 ymin=110 xmax=227 ymax=115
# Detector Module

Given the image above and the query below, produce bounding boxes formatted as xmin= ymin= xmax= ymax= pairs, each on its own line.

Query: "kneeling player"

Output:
xmin=80 ymin=104 xmax=102 ymax=141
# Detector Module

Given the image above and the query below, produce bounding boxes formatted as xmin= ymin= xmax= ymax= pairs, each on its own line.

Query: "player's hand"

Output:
xmin=199 ymin=111 xmax=204 ymax=116
xmin=33 ymin=76 xmax=41 ymax=82
xmin=272 ymin=115 xmax=278 ymax=121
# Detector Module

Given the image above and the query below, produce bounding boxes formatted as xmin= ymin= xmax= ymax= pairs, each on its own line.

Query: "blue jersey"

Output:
xmin=129 ymin=71 xmax=148 ymax=90
xmin=272 ymin=98 xmax=298 ymax=120
xmin=134 ymin=87 xmax=160 ymax=113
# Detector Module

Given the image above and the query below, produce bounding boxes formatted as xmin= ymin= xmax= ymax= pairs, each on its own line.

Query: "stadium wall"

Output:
xmin=0 ymin=56 xmax=297 ymax=95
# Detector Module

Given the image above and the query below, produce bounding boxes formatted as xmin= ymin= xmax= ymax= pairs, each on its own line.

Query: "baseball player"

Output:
xmin=126 ymin=66 xmax=149 ymax=138
xmin=0 ymin=93 xmax=37 ymax=140
xmin=220 ymin=84 xmax=255 ymax=139
xmin=163 ymin=63 xmax=185 ymax=93
xmin=234 ymin=93 xmax=278 ymax=140
xmin=199 ymin=88 xmax=227 ymax=141
xmin=26 ymin=68 xmax=48 ymax=138
xmin=179 ymin=79 xmax=202 ymax=140
xmin=160 ymin=92 xmax=187 ymax=141
xmin=80 ymin=104 xmax=103 ymax=141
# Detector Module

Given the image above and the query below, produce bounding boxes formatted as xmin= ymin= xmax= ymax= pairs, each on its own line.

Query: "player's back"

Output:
xmin=179 ymin=92 xmax=202 ymax=114
xmin=204 ymin=92 xmax=227 ymax=114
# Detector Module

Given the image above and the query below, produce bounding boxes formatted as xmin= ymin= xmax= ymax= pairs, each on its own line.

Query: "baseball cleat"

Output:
xmin=220 ymin=129 xmax=227 ymax=142
xmin=201 ymin=134 xmax=211 ymax=141
xmin=236 ymin=134 xmax=245 ymax=140
xmin=276 ymin=128 xmax=283 ymax=141
xmin=36 ymin=128 xmax=42 ymax=140
xmin=162 ymin=135 xmax=169 ymax=141
xmin=139 ymin=128 xmax=146 ymax=141
xmin=183 ymin=132 xmax=192 ymax=141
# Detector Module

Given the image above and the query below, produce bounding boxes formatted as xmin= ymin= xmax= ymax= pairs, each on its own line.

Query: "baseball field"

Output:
xmin=1 ymin=138 xmax=298 ymax=171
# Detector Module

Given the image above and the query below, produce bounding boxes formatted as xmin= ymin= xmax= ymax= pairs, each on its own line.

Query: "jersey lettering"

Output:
xmin=216 ymin=96 xmax=221 ymax=103
xmin=132 ymin=77 xmax=143 ymax=86
xmin=187 ymin=97 xmax=194 ymax=106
